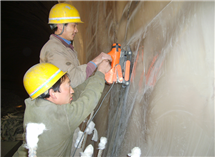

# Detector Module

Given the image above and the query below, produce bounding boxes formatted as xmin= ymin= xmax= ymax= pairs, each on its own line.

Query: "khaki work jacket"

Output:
xmin=40 ymin=34 xmax=87 ymax=88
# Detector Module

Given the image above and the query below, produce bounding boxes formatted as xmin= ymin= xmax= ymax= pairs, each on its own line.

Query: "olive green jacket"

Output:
xmin=13 ymin=71 xmax=105 ymax=157
xmin=40 ymin=34 xmax=88 ymax=88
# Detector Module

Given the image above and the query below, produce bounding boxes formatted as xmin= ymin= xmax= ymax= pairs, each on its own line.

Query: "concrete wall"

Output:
xmin=66 ymin=1 xmax=214 ymax=156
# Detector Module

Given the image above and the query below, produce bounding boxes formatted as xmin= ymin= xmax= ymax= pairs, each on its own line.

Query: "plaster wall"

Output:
xmin=65 ymin=1 xmax=214 ymax=156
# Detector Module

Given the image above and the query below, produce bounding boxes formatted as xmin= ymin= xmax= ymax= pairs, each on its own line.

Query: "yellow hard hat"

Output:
xmin=23 ymin=63 xmax=66 ymax=100
xmin=48 ymin=3 xmax=84 ymax=24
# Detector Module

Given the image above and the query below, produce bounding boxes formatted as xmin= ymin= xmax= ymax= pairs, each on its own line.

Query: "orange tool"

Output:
xmin=105 ymin=43 xmax=132 ymax=85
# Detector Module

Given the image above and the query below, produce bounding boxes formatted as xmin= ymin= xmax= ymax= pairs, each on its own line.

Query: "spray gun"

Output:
xmin=105 ymin=43 xmax=132 ymax=86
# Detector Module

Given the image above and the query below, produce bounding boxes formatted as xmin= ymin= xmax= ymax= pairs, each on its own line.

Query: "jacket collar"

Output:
xmin=51 ymin=34 xmax=74 ymax=50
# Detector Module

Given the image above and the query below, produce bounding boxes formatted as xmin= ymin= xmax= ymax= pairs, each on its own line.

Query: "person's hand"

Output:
xmin=91 ymin=52 xmax=112 ymax=66
xmin=97 ymin=60 xmax=111 ymax=75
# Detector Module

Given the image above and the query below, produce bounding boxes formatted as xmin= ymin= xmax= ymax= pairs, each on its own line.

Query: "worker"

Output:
xmin=13 ymin=61 xmax=111 ymax=156
xmin=40 ymin=2 xmax=112 ymax=88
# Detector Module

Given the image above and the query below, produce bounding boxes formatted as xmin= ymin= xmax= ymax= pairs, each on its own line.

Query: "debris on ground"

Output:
xmin=1 ymin=89 xmax=25 ymax=141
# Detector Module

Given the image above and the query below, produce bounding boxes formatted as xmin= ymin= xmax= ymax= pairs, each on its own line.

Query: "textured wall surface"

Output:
xmin=68 ymin=1 xmax=214 ymax=156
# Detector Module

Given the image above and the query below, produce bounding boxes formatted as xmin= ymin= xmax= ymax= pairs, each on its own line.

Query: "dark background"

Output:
xmin=1 ymin=1 xmax=58 ymax=116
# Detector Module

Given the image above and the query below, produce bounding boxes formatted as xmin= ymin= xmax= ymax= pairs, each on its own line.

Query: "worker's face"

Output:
xmin=61 ymin=23 xmax=78 ymax=41
xmin=55 ymin=76 xmax=74 ymax=105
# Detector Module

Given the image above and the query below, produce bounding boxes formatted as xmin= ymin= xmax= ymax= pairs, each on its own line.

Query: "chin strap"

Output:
xmin=57 ymin=24 xmax=65 ymax=35
xmin=50 ymin=23 xmax=66 ymax=36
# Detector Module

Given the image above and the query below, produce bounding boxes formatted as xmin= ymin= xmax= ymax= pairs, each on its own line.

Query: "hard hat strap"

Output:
xmin=57 ymin=24 xmax=65 ymax=35
xmin=50 ymin=24 xmax=57 ymax=30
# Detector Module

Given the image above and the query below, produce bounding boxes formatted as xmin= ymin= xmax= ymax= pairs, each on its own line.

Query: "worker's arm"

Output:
xmin=72 ymin=77 xmax=90 ymax=102
xmin=65 ymin=60 xmax=111 ymax=130
xmin=66 ymin=71 xmax=105 ymax=130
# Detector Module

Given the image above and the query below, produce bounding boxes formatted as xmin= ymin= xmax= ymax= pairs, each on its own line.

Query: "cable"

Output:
xmin=109 ymin=85 xmax=124 ymax=157
xmin=72 ymin=82 xmax=115 ymax=157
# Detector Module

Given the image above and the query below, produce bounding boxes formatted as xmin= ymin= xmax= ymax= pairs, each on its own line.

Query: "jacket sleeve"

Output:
xmin=65 ymin=71 xmax=105 ymax=130
xmin=72 ymin=78 xmax=90 ymax=102
xmin=40 ymin=42 xmax=87 ymax=88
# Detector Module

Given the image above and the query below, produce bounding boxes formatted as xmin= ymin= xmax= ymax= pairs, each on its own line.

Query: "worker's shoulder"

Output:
xmin=41 ymin=38 xmax=64 ymax=52
xmin=25 ymin=97 xmax=58 ymax=110
xmin=44 ymin=37 xmax=63 ymax=47
xmin=24 ymin=97 xmax=32 ymax=104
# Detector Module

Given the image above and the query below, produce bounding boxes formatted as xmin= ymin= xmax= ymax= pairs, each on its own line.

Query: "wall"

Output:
xmin=66 ymin=1 xmax=214 ymax=156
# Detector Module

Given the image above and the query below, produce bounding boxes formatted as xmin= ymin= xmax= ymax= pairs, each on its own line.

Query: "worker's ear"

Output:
xmin=49 ymin=89 xmax=57 ymax=99
xmin=56 ymin=24 xmax=64 ymax=31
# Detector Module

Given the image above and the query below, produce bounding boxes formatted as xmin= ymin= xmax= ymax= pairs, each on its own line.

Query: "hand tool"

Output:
xmin=105 ymin=43 xmax=132 ymax=86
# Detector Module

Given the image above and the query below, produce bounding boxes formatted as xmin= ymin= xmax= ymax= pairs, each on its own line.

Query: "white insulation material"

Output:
xmin=25 ymin=123 xmax=46 ymax=157
xmin=85 ymin=121 xmax=95 ymax=135
xmin=25 ymin=123 xmax=46 ymax=149
xmin=98 ymin=137 xmax=107 ymax=150
xmin=92 ymin=128 xmax=98 ymax=142
xmin=75 ymin=130 xmax=84 ymax=148
xmin=127 ymin=147 xmax=141 ymax=157
xmin=80 ymin=144 xmax=94 ymax=157
xmin=97 ymin=137 xmax=107 ymax=157
xmin=85 ymin=121 xmax=98 ymax=141
xmin=69 ymin=1 xmax=214 ymax=156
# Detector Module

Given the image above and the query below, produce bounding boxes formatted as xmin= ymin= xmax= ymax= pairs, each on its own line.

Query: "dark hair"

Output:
xmin=38 ymin=74 xmax=68 ymax=99
xmin=49 ymin=23 xmax=68 ymax=33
